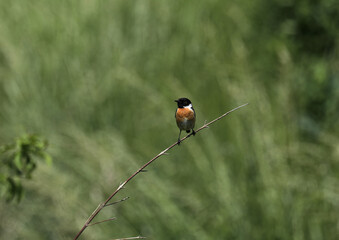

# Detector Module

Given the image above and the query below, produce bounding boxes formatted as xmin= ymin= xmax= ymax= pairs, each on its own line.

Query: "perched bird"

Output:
xmin=175 ymin=98 xmax=196 ymax=145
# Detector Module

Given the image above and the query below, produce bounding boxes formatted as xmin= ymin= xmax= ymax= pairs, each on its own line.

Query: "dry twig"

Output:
xmin=111 ymin=236 xmax=146 ymax=240
xmin=73 ymin=103 xmax=248 ymax=240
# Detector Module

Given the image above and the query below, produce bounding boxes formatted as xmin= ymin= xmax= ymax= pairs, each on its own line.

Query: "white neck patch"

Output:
xmin=184 ymin=103 xmax=193 ymax=110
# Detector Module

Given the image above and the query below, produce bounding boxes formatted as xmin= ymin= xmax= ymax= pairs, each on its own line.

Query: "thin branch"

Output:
xmin=88 ymin=217 xmax=117 ymax=226
xmin=73 ymin=103 xmax=248 ymax=240
xmin=105 ymin=197 xmax=130 ymax=207
xmin=111 ymin=236 xmax=146 ymax=240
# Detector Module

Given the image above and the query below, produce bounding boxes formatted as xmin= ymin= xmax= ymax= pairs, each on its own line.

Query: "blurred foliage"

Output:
xmin=0 ymin=134 xmax=51 ymax=202
xmin=0 ymin=0 xmax=338 ymax=240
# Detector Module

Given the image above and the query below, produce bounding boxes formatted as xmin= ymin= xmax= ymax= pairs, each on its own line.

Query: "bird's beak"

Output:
xmin=174 ymin=100 xmax=178 ymax=102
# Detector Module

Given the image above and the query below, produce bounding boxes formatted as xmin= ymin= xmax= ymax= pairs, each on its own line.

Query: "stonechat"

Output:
xmin=175 ymin=98 xmax=196 ymax=145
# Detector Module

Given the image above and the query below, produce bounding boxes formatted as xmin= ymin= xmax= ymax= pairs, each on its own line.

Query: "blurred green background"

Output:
xmin=0 ymin=0 xmax=338 ymax=239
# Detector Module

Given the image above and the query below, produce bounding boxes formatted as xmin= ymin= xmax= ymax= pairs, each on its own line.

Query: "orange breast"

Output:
xmin=176 ymin=108 xmax=195 ymax=121
xmin=176 ymin=108 xmax=195 ymax=130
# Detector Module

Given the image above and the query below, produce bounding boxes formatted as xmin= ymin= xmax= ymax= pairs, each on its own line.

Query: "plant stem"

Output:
xmin=73 ymin=103 xmax=248 ymax=240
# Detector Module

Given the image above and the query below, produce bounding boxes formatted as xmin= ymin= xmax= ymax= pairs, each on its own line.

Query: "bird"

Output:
xmin=174 ymin=97 xmax=196 ymax=145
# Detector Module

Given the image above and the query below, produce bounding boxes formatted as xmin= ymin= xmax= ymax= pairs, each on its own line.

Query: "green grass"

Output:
xmin=0 ymin=0 xmax=338 ymax=239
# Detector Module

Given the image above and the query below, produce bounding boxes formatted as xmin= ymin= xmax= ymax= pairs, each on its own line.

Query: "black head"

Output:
xmin=175 ymin=98 xmax=192 ymax=108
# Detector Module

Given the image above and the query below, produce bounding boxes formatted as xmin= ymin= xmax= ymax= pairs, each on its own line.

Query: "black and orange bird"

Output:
xmin=175 ymin=98 xmax=196 ymax=144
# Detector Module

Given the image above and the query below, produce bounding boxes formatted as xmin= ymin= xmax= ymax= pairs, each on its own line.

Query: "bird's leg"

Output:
xmin=192 ymin=129 xmax=196 ymax=136
xmin=177 ymin=130 xmax=182 ymax=145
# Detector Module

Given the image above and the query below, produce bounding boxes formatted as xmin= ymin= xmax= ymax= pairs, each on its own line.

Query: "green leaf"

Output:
xmin=6 ymin=177 xmax=16 ymax=202
xmin=13 ymin=152 xmax=23 ymax=171
xmin=42 ymin=152 xmax=52 ymax=165
xmin=1 ymin=134 xmax=51 ymax=202
xmin=25 ymin=162 xmax=36 ymax=178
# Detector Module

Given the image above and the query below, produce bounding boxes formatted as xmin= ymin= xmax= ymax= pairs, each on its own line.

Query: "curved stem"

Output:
xmin=73 ymin=103 xmax=248 ymax=240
